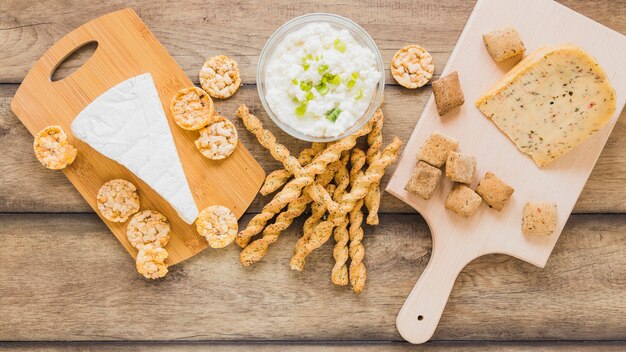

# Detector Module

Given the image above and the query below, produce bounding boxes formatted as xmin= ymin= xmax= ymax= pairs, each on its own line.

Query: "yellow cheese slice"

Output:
xmin=476 ymin=45 xmax=616 ymax=167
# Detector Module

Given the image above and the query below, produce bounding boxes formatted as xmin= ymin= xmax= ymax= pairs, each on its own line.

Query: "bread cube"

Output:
xmin=483 ymin=26 xmax=525 ymax=62
xmin=417 ymin=131 xmax=458 ymax=167
xmin=476 ymin=172 xmax=514 ymax=211
xmin=432 ymin=71 xmax=465 ymax=116
xmin=444 ymin=184 xmax=482 ymax=217
xmin=405 ymin=161 xmax=442 ymax=200
xmin=445 ymin=151 xmax=476 ymax=184
xmin=522 ymin=202 xmax=557 ymax=236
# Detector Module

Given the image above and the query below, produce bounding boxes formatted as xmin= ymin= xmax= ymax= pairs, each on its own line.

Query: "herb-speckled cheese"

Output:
xmin=476 ymin=45 xmax=616 ymax=167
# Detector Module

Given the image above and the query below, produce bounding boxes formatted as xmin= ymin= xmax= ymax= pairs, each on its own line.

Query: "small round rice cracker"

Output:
xmin=170 ymin=86 xmax=215 ymax=130
xmin=97 ymin=179 xmax=140 ymax=223
xmin=199 ymin=55 xmax=241 ymax=99
xmin=33 ymin=125 xmax=77 ymax=170
xmin=391 ymin=45 xmax=434 ymax=89
xmin=136 ymin=244 xmax=169 ymax=280
xmin=195 ymin=116 xmax=238 ymax=160
xmin=196 ymin=205 xmax=238 ymax=248
xmin=127 ymin=210 xmax=171 ymax=250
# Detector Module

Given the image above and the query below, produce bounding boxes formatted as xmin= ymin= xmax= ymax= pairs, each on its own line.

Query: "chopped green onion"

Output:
xmin=305 ymin=91 xmax=314 ymax=101
xmin=330 ymin=75 xmax=342 ymax=85
xmin=305 ymin=53 xmax=313 ymax=60
xmin=291 ymin=78 xmax=298 ymax=85
xmin=326 ymin=107 xmax=342 ymax=122
xmin=322 ymin=72 xmax=335 ymax=83
xmin=300 ymin=81 xmax=312 ymax=91
xmin=315 ymin=55 xmax=320 ymax=61
xmin=295 ymin=103 xmax=308 ymax=117
xmin=302 ymin=63 xmax=310 ymax=71
xmin=292 ymin=96 xmax=300 ymax=104
xmin=347 ymin=79 xmax=356 ymax=89
xmin=315 ymin=82 xmax=329 ymax=95
xmin=351 ymin=71 xmax=359 ymax=79
xmin=355 ymin=88 xmax=363 ymax=100
xmin=317 ymin=64 xmax=329 ymax=74
xmin=333 ymin=39 xmax=346 ymax=53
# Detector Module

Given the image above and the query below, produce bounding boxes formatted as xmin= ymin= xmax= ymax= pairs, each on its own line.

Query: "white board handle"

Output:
xmin=396 ymin=242 xmax=474 ymax=344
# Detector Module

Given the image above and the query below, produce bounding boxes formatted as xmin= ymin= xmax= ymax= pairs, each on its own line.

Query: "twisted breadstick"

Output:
xmin=309 ymin=183 xmax=339 ymax=213
xmin=365 ymin=109 xmax=384 ymax=225
xmin=292 ymin=184 xmax=336 ymax=267
xmin=237 ymin=105 xmax=303 ymax=177
xmin=331 ymin=149 xmax=364 ymax=285
xmin=236 ymin=113 xmax=379 ymax=247
xmin=333 ymin=152 xmax=351 ymax=202
xmin=349 ymin=196 xmax=366 ymax=294
xmin=260 ymin=142 xmax=325 ymax=196
xmin=239 ymin=161 xmax=340 ymax=265
xmin=290 ymin=137 xmax=402 ymax=271
xmin=348 ymin=152 xmax=367 ymax=293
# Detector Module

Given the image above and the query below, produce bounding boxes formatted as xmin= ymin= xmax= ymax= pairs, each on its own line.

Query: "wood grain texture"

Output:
xmin=0 ymin=213 xmax=624 ymax=341
xmin=1 ymin=341 xmax=625 ymax=351
xmin=1 ymin=85 xmax=624 ymax=214
xmin=0 ymin=0 xmax=625 ymax=84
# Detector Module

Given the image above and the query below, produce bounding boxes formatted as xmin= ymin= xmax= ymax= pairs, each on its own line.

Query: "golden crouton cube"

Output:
xmin=476 ymin=172 xmax=514 ymax=211
xmin=444 ymin=184 xmax=482 ymax=217
xmin=432 ymin=71 xmax=465 ymax=116
xmin=483 ymin=26 xmax=525 ymax=62
xmin=417 ymin=131 xmax=458 ymax=167
xmin=445 ymin=151 xmax=476 ymax=184
xmin=405 ymin=161 xmax=442 ymax=200
xmin=522 ymin=202 xmax=557 ymax=236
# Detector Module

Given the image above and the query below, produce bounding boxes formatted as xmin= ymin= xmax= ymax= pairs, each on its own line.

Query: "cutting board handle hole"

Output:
xmin=50 ymin=41 xmax=98 ymax=82
xmin=417 ymin=315 xmax=424 ymax=321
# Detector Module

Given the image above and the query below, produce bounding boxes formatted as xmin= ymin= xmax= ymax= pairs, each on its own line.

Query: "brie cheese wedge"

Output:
xmin=71 ymin=73 xmax=199 ymax=224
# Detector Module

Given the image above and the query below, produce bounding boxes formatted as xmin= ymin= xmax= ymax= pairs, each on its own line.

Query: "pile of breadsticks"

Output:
xmin=235 ymin=104 xmax=401 ymax=294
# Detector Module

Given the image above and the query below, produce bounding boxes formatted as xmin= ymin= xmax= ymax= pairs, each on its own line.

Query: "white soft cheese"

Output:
xmin=71 ymin=73 xmax=199 ymax=224
xmin=265 ymin=22 xmax=382 ymax=138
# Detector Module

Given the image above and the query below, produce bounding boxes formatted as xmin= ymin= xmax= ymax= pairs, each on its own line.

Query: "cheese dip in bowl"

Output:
xmin=257 ymin=13 xmax=385 ymax=142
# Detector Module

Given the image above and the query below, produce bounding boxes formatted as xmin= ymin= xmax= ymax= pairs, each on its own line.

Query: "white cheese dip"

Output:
xmin=264 ymin=22 xmax=382 ymax=138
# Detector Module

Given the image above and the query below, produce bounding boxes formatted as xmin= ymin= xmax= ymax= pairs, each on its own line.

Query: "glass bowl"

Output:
xmin=256 ymin=13 xmax=385 ymax=142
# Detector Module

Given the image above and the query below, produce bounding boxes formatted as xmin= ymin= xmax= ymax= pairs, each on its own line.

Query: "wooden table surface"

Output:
xmin=0 ymin=0 xmax=625 ymax=351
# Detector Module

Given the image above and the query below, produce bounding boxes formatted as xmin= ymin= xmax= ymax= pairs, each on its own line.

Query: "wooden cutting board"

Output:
xmin=386 ymin=0 xmax=626 ymax=344
xmin=10 ymin=8 xmax=265 ymax=265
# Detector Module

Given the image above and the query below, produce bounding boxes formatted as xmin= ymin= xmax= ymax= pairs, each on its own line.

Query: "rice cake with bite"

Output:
xmin=136 ymin=244 xmax=169 ymax=279
xmin=33 ymin=126 xmax=77 ymax=170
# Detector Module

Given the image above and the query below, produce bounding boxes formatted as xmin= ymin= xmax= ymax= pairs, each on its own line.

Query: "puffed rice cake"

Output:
xmin=195 ymin=116 xmax=238 ymax=160
xmin=170 ymin=86 xmax=215 ymax=130
xmin=196 ymin=205 xmax=238 ymax=248
xmin=97 ymin=179 xmax=140 ymax=223
xmin=391 ymin=45 xmax=434 ymax=89
xmin=127 ymin=210 xmax=171 ymax=250
xmin=136 ymin=244 xmax=169 ymax=279
xmin=33 ymin=125 xmax=77 ymax=170
xmin=199 ymin=55 xmax=242 ymax=99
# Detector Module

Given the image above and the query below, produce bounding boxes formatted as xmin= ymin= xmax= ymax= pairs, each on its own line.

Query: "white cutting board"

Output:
xmin=386 ymin=0 xmax=626 ymax=344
